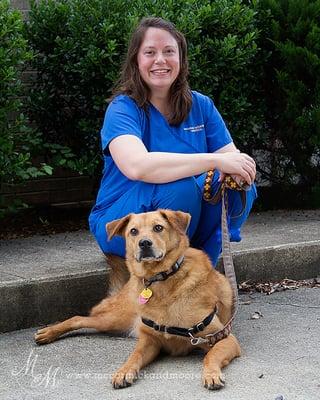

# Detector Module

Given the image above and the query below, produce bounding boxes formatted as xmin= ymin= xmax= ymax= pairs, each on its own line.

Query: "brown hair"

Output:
xmin=112 ymin=17 xmax=192 ymax=125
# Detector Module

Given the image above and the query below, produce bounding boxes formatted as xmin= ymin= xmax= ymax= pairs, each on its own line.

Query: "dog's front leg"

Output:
xmin=202 ymin=333 xmax=241 ymax=390
xmin=112 ymin=332 xmax=161 ymax=389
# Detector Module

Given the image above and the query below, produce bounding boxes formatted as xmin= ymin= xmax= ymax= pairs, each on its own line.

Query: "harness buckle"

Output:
xmin=195 ymin=321 xmax=205 ymax=332
xmin=154 ymin=324 xmax=167 ymax=333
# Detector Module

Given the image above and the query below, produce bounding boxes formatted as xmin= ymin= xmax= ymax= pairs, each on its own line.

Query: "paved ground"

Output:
xmin=1 ymin=288 xmax=319 ymax=400
xmin=0 ymin=210 xmax=319 ymax=399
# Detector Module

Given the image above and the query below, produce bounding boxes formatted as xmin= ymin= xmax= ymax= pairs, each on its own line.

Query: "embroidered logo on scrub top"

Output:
xmin=183 ymin=124 xmax=204 ymax=133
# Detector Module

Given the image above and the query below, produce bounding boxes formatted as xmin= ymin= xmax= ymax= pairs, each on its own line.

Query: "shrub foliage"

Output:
xmin=26 ymin=0 xmax=134 ymax=174
xmin=25 ymin=0 xmax=263 ymax=173
xmin=0 ymin=0 xmax=53 ymax=215
xmin=1 ymin=1 xmax=35 ymax=183
xmin=1 ymin=0 xmax=319 ymax=213
xmin=258 ymin=0 xmax=320 ymax=187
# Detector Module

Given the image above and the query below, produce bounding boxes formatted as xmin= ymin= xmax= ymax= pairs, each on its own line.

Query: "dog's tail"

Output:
xmin=105 ymin=254 xmax=130 ymax=296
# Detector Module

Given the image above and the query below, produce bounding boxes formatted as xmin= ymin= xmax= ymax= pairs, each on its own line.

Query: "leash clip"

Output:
xmin=188 ymin=332 xmax=209 ymax=346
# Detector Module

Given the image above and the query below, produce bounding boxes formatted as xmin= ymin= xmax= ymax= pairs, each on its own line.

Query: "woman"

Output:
xmin=89 ymin=17 xmax=257 ymax=265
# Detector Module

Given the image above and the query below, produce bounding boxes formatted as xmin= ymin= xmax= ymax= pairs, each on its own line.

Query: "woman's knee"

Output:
xmin=152 ymin=177 xmax=202 ymax=237
xmin=91 ymin=217 xmax=126 ymax=257
xmin=153 ymin=177 xmax=201 ymax=210
xmin=170 ymin=176 xmax=200 ymax=195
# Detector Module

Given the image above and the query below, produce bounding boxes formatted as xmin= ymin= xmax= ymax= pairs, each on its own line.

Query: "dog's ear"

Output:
xmin=106 ymin=214 xmax=132 ymax=240
xmin=159 ymin=209 xmax=191 ymax=235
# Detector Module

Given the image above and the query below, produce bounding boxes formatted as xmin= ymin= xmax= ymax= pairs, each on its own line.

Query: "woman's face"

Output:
xmin=137 ymin=27 xmax=180 ymax=98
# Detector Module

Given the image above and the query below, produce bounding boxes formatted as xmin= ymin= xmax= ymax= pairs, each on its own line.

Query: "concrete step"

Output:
xmin=0 ymin=210 xmax=319 ymax=333
xmin=1 ymin=289 xmax=319 ymax=400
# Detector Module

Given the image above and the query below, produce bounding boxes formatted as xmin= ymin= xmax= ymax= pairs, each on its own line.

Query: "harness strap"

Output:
xmin=142 ymin=306 xmax=217 ymax=338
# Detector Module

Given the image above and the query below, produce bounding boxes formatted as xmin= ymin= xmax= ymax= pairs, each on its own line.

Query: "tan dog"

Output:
xmin=35 ymin=209 xmax=241 ymax=390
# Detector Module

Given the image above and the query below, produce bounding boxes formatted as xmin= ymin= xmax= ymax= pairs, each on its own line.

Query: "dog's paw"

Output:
xmin=34 ymin=327 xmax=58 ymax=345
xmin=112 ymin=368 xmax=138 ymax=389
xmin=202 ymin=371 xmax=225 ymax=390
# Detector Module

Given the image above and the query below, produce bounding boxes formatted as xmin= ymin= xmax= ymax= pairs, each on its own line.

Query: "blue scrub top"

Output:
xmin=91 ymin=90 xmax=232 ymax=214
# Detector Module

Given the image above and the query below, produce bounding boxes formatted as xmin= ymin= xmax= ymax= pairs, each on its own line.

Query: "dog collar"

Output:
xmin=138 ymin=255 xmax=184 ymax=304
xmin=143 ymin=255 xmax=184 ymax=287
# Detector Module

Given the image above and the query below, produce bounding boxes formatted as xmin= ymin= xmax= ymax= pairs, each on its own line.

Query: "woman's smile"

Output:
xmin=150 ymin=68 xmax=171 ymax=76
xmin=137 ymin=27 xmax=180 ymax=97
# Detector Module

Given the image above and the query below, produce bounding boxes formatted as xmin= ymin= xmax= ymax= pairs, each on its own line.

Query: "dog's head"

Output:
xmin=106 ymin=210 xmax=190 ymax=271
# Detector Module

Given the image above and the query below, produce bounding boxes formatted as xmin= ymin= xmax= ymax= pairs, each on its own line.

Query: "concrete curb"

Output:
xmin=1 ymin=240 xmax=319 ymax=333
xmin=230 ymin=240 xmax=320 ymax=281
xmin=0 ymin=271 xmax=109 ymax=333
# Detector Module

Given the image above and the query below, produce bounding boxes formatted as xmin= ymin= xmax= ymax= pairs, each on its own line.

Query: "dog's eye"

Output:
xmin=153 ymin=224 xmax=163 ymax=232
xmin=130 ymin=228 xmax=138 ymax=236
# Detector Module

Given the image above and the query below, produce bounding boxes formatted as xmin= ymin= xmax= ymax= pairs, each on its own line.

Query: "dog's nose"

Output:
xmin=139 ymin=239 xmax=153 ymax=249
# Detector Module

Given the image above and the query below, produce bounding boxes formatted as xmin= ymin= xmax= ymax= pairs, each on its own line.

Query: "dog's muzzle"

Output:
xmin=136 ymin=238 xmax=163 ymax=262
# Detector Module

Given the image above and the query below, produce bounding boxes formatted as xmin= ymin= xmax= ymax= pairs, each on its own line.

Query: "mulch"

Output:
xmin=239 ymin=278 xmax=320 ymax=295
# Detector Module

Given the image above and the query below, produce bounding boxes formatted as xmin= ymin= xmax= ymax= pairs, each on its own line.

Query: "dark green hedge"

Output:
xmin=1 ymin=0 xmax=319 ymax=213
xmin=25 ymin=0 xmax=134 ymax=175
xmin=257 ymin=0 xmax=320 ymax=189
xmin=0 ymin=1 xmax=36 ymax=184
xmin=0 ymin=0 xmax=53 ymax=216
xmin=25 ymin=0 xmax=264 ymax=174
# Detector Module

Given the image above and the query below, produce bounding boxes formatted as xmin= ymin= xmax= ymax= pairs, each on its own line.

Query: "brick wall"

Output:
xmin=10 ymin=0 xmax=30 ymax=19
xmin=1 ymin=173 xmax=95 ymax=208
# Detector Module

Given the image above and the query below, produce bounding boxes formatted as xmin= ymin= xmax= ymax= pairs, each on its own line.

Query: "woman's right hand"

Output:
xmin=214 ymin=152 xmax=256 ymax=186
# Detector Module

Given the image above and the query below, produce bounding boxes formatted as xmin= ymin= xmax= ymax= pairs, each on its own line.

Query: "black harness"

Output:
xmin=140 ymin=257 xmax=226 ymax=346
xmin=142 ymin=306 xmax=217 ymax=343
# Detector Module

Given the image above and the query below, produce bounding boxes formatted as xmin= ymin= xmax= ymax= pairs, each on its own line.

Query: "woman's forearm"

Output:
xmin=134 ymin=152 xmax=217 ymax=183
xmin=110 ymin=135 xmax=255 ymax=185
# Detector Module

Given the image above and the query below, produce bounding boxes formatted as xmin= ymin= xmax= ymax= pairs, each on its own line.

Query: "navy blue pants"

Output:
xmin=89 ymin=171 xmax=257 ymax=266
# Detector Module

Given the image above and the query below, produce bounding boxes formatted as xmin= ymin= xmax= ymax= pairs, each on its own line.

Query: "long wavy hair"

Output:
xmin=112 ymin=17 xmax=192 ymax=125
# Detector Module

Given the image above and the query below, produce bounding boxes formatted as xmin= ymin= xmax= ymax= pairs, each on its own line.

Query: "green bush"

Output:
xmin=23 ymin=0 xmax=320 ymax=204
xmin=182 ymin=0 xmax=265 ymax=151
xmin=257 ymin=0 xmax=320 ymax=187
xmin=25 ymin=0 xmax=134 ymax=175
xmin=0 ymin=0 xmax=53 ymax=216
xmin=25 ymin=0 xmax=262 ymax=172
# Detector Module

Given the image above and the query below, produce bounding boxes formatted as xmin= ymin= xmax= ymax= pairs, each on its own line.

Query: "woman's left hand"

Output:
xmin=218 ymin=172 xmax=255 ymax=187
xmin=215 ymin=144 xmax=256 ymax=186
